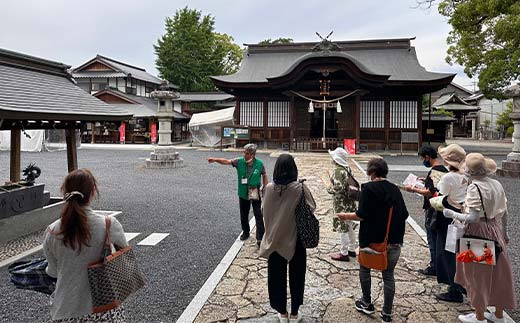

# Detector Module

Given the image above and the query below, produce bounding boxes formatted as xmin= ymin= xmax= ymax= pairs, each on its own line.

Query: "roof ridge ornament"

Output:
xmin=313 ymin=31 xmax=341 ymax=52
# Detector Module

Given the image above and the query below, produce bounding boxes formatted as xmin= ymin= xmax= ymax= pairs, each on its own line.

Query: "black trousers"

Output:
xmin=267 ymin=239 xmax=306 ymax=315
xmin=239 ymin=197 xmax=265 ymax=240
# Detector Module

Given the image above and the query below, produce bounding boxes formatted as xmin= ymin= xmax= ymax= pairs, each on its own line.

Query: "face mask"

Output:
xmin=423 ymin=160 xmax=432 ymax=168
xmin=246 ymin=158 xmax=253 ymax=164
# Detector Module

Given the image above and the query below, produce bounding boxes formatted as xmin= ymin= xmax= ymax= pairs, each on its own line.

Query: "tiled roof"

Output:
xmin=178 ymin=92 xmax=234 ymax=102
xmin=0 ymin=49 xmax=131 ymax=122
xmin=93 ymin=89 xmax=189 ymax=120
xmin=72 ymin=71 xmax=127 ymax=79
xmin=73 ymin=54 xmax=164 ymax=85
xmin=212 ymin=38 xmax=454 ymax=84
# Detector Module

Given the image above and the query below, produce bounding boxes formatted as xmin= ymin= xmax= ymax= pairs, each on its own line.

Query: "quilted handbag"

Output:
xmin=295 ymin=180 xmax=319 ymax=248
xmin=87 ymin=217 xmax=146 ymax=313
xmin=8 ymin=258 xmax=56 ymax=295
xmin=358 ymin=207 xmax=393 ymax=271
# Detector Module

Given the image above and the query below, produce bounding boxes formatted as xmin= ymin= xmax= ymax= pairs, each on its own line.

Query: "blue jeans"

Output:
xmin=359 ymin=245 xmax=401 ymax=315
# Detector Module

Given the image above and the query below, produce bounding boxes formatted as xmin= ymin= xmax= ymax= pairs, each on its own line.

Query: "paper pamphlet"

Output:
xmin=402 ymin=173 xmax=425 ymax=189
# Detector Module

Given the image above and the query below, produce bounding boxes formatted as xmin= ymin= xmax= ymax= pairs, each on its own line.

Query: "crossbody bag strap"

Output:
xmin=473 ymin=184 xmax=488 ymax=223
xmin=383 ymin=207 xmax=394 ymax=244
xmin=102 ymin=216 xmax=112 ymax=256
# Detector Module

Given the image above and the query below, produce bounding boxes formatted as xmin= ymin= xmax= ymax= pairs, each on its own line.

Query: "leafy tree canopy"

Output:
xmin=417 ymin=0 xmax=519 ymax=99
xmin=154 ymin=7 xmax=243 ymax=92
xmin=258 ymin=38 xmax=294 ymax=45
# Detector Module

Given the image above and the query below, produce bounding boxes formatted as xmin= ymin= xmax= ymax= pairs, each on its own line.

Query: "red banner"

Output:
xmin=151 ymin=123 xmax=157 ymax=144
xmin=344 ymin=138 xmax=356 ymax=155
xmin=119 ymin=122 xmax=126 ymax=143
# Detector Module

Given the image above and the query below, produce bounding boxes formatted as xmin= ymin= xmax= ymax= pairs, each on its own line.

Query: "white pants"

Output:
xmin=340 ymin=229 xmax=356 ymax=255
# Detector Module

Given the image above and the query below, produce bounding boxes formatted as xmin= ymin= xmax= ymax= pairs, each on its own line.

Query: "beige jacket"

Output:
xmin=259 ymin=181 xmax=316 ymax=261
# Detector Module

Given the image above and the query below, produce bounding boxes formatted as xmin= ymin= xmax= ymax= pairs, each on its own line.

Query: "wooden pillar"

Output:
xmin=235 ymin=99 xmax=240 ymax=125
xmin=417 ymin=96 xmax=423 ymax=150
xmin=355 ymin=95 xmax=361 ymax=154
xmin=66 ymin=127 xmax=78 ymax=173
xmin=9 ymin=129 xmax=21 ymax=182
xmin=263 ymin=100 xmax=268 ymax=146
xmin=289 ymin=96 xmax=295 ymax=150
xmin=90 ymin=122 xmax=96 ymax=143
xmin=385 ymin=97 xmax=390 ymax=150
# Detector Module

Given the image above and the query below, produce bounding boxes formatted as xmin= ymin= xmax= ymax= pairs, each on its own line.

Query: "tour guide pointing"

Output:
xmin=208 ymin=143 xmax=267 ymax=246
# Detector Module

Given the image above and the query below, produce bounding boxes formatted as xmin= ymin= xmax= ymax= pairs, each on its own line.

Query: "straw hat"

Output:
xmin=463 ymin=153 xmax=497 ymax=177
xmin=328 ymin=147 xmax=349 ymax=167
xmin=438 ymin=144 xmax=466 ymax=170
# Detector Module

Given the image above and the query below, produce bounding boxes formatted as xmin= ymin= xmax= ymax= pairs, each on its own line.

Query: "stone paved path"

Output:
xmin=194 ymin=154 xmax=479 ymax=322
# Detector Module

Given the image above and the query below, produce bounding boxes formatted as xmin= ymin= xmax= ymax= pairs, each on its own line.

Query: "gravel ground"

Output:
xmin=0 ymin=148 xmax=276 ymax=322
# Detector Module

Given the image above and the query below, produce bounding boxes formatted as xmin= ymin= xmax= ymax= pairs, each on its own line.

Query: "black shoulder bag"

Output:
xmin=295 ymin=179 xmax=319 ymax=248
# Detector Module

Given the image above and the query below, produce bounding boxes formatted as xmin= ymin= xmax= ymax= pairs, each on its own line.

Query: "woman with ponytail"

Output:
xmin=43 ymin=169 xmax=128 ymax=322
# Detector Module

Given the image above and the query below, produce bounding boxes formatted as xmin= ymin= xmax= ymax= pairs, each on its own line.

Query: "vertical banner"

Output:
xmin=343 ymin=138 xmax=356 ymax=155
xmin=151 ymin=123 xmax=157 ymax=144
xmin=119 ymin=122 xmax=126 ymax=144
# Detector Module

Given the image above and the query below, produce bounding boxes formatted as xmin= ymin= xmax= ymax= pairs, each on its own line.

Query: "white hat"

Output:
xmin=463 ymin=153 xmax=497 ymax=177
xmin=328 ymin=147 xmax=349 ymax=167
xmin=438 ymin=144 xmax=466 ymax=169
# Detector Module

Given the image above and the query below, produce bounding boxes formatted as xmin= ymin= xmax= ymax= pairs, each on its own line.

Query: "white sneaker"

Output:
xmin=277 ymin=313 xmax=289 ymax=323
xmin=484 ymin=312 xmax=506 ymax=323
xmin=289 ymin=314 xmax=302 ymax=323
xmin=458 ymin=313 xmax=487 ymax=323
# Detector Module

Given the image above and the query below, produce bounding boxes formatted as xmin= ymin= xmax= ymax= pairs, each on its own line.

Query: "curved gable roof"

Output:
xmin=212 ymin=38 xmax=454 ymax=86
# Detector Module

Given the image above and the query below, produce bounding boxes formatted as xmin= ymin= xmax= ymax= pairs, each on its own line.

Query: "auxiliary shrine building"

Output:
xmin=212 ymin=37 xmax=455 ymax=151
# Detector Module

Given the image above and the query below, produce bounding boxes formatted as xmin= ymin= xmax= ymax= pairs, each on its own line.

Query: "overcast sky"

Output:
xmin=0 ymin=0 xmax=476 ymax=91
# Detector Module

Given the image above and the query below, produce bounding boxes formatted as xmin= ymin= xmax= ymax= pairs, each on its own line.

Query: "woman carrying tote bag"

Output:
xmin=43 ymin=169 xmax=129 ymax=322
xmin=337 ymin=158 xmax=408 ymax=323
xmin=443 ymin=153 xmax=517 ymax=323
xmin=259 ymin=154 xmax=316 ymax=323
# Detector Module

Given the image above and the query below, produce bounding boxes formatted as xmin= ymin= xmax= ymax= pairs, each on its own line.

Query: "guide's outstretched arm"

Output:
xmin=207 ymin=157 xmax=232 ymax=165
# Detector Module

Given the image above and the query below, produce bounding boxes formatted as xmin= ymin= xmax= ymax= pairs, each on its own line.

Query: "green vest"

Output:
xmin=236 ymin=157 xmax=263 ymax=200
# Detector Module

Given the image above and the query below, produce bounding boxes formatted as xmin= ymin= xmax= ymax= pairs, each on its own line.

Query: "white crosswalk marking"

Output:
xmin=125 ymin=232 xmax=141 ymax=242
xmin=137 ymin=233 xmax=169 ymax=246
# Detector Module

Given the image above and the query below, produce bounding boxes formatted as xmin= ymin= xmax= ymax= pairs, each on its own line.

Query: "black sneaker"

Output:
xmin=348 ymin=251 xmax=357 ymax=258
xmin=435 ymin=291 xmax=463 ymax=303
xmin=381 ymin=312 xmax=392 ymax=322
xmin=240 ymin=232 xmax=250 ymax=241
xmin=418 ymin=266 xmax=436 ymax=276
xmin=355 ymin=299 xmax=375 ymax=315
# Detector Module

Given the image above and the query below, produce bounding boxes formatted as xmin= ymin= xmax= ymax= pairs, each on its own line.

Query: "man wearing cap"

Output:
xmin=327 ymin=147 xmax=358 ymax=261
xmin=208 ymin=143 xmax=267 ymax=246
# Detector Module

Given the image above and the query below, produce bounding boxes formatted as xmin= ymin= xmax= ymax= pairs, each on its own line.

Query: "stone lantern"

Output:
xmin=497 ymin=84 xmax=520 ymax=177
xmin=146 ymin=82 xmax=185 ymax=168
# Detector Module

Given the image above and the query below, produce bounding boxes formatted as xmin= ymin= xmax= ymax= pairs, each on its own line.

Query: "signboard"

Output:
xmin=119 ymin=122 xmax=126 ymax=143
xmin=426 ymin=128 xmax=435 ymax=135
xmin=222 ymin=127 xmax=249 ymax=140
xmin=150 ymin=123 xmax=157 ymax=144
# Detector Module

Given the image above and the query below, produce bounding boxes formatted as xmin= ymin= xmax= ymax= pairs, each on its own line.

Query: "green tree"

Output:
xmin=258 ymin=38 xmax=294 ymax=45
xmin=496 ymin=101 xmax=514 ymax=136
xmin=433 ymin=108 xmax=455 ymax=117
xmin=416 ymin=0 xmax=520 ymax=98
xmin=154 ymin=7 xmax=243 ymax=92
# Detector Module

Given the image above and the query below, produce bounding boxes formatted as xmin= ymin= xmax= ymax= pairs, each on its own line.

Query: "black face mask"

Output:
xmin=423 ymin=159 xmax=432 ymax=168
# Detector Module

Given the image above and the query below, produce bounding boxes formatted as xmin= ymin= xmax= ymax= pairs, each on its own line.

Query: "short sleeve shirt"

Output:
xmin=231 ymin=158 xmax=266 ymax=175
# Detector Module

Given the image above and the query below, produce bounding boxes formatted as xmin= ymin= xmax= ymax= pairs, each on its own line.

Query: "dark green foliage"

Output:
xmin=258 ymin=38 xmax=294 ymax=45
xmin=496 ymin=101 xmax=514 ymax=136
xmin=436 ymin=0 xmax=520 ymax=99
xmin=154 ymin=7 xmax=243 ymax=92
